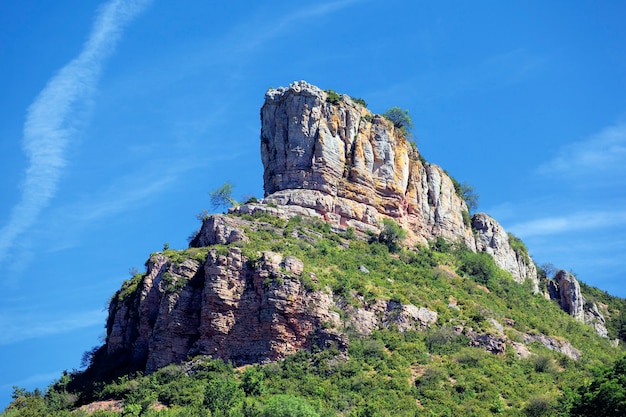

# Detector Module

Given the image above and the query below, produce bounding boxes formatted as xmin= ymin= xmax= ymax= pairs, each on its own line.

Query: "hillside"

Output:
xmin=3 ymin=82 xmax=625 ymax=416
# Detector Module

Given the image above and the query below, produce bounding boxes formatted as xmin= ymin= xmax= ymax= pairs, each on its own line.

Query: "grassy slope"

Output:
xmin=3 ymin=213 xmax=624 ymax=417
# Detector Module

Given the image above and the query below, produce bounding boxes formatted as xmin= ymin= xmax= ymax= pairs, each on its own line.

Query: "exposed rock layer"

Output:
xmin=254 ymin=81 xmax=538 ymax=286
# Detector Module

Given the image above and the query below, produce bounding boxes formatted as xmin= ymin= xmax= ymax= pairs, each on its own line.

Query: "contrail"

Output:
xmin=0 ymin=0 xmax=152 ymax=264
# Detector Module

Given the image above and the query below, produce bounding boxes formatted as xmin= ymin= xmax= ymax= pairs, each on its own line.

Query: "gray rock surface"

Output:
xmin=472 ymin=213 xmax=539 ymax=291
xmin=548 ymin=270 xmax=585 ymax=322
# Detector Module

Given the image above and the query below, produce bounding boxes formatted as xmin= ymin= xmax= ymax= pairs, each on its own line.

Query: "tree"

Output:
xmin=459 ymin=182 xmax=479 ymax=212
xmin=210 ymin=182 xmax=238 ymax=211
xmin=377 ymin=219 xmax=407 ymax=253
xmin=261 ymin=394 xmax=320 ymax=417
xmin=570 ymin=355 xmax=626 ymax=416
xmin=382 ymin=107 xmax=413 ymax=134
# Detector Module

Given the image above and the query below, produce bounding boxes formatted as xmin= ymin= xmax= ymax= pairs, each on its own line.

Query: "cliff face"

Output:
xmin=472 ymin=213 xmax=539 ymax=292
xmin=100 ymin=81 xmax=566 ymax=374
xmin=256 ymin=81 xmax=537 ymax=286
xmin=260 ymin=81 xmax=475 ymax=248
xmin=107 ymin=245 xmax=348 ymax=372
xmin=105 ymin=216 xmax=442 ymax=371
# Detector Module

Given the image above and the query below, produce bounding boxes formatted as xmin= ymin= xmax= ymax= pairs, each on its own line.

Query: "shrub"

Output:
xmin=261 ymin=394 xmax=319 ymax=417
xmin=351 ymin=96 xmax=367 ymax=107
xmin=382 ymin=107 xmax=413 ymax=134
xmin=377 ymin=219 xmax=406 ymax=253
xmin=458 ymin=251 xmax=499 ymax=286
xmin=324 ymin=89 xmax=341 ymax=104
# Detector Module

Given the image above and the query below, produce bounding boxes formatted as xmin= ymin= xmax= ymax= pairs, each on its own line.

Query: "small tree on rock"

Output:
xmin=210 ymin=182 xmax=238 ymax=212
xmin=383 ymin=107 xmax=413 ymax=134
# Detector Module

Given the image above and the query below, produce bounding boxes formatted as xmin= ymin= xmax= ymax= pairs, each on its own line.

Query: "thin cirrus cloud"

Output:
xmin=0 ymin=0 xmax=152 ymax=266
xmin=509 ymin=210 xmax=626 ymax=238
xmin=536 ymin=121 xmax=626 ymax=183
xmin=0 ymin=310 xmax=105 ymax=346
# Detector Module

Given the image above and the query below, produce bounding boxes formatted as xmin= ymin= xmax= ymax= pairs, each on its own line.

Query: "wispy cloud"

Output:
xmin=0 ymin=310 xmax=105 ymax=346
xmin=536 ymin=121 xmax=626 ymax=183
xmin=0 ymin=371 xmax=63 ymax=391
xmin=0 ymin=0 xmax=152 ymax=266
xmin=509 ymin=209 xmax=626 ymax=238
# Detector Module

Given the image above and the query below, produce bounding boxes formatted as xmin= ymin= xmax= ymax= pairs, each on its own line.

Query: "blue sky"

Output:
xmin=1 ymin=0 xmax=625 ymax=407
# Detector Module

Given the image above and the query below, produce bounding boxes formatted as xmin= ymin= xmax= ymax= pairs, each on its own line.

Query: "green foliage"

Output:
xmin=361 ymin=113 xmax=373 ymax=123
xmin=382 ymin=107 xmax=413 ymax=134
xmin=457 ymin=249 xmax=501 ymax=286
xmin=324 ymin=90 xmax=341 ymax=105
xmin=9 ymin=208 xmax=626 ymax=417
xmin=114 ymin=273 xmax=144 ymax=302
xmin=210 ymin=182 xmax=238 ymax=211
xmin=261 ymin=394 xmax=319 ymax=417
xmin=570 ymin=355 xmax=626 ymax=416
xmin=508 ymin=233 xmax=530 ymax=264
xmin=350 ymin=97 xmax=367 ymax=107
xmin=376 ymin=219 xmax=406 ymax=253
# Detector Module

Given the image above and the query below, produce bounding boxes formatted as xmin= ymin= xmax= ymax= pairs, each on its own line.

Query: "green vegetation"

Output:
xmin=5 ymin=212 xmax=625 ymax=417
xmin=324 ymin=89 xmax=341 ymax=105
xmin=569 ymin=354 xmax=626 ymax=416
xmin=375 ymin=218 xmax=406 ymax=253
xmin=448 ymin=173 xmax=479 ymax=212
xmin=508 ymin=233 xmax=530 ymax=264
xmin=210 ymin=182 xmax=238 ymax=211
xmin=350 ymin=96 xmax=367 ymax=107
xmin=382 ymin=106 xmax=413 ymax=134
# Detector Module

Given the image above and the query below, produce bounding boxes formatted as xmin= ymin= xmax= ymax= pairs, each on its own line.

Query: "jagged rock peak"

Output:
xmin=259 ymin=80 xmax=474 ymax=247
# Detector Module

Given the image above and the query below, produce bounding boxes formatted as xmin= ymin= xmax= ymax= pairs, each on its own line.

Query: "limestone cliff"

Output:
xmin=100 ymin=81 xmax=562 ymax=374
xmin=259 ymin=81 xmax=474 ymax=247
xmin=252 ymin=81 xmax=537 ymax=287
xmin=472 ymin=213 xmax=539 ymax=292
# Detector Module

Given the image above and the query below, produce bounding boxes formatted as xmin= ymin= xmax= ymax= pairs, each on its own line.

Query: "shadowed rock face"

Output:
xmin=548 ymin=270 xmax=608 ymax=337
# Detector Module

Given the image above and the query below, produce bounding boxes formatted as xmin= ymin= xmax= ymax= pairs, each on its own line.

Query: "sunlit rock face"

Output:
xmin=260 ymin=80 xmax=474 ymax=247
xmin=258 ymin=81 xmax=539 ymax=288
xmin=472 ymin=213 xmax=539 ymax=292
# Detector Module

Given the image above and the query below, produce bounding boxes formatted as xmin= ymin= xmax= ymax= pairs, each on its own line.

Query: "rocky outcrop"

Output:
xmin=249 ymin=81 xmax=540 ymax=289
xmin=258 ymin=81 xmax=475 ymax=247
xmin=549 ymin=271 xmax=585 ymax=321
xmin=548 ymin=270 xmax=608 ymax=337
xmin=472 ymin=213 xmax=538 ymax=291
xmin=339 ymin=298 xmax=437 ymax=335
xmin=521 ymin=333 xmax=581 ymax=360
xmin=100 ymin=82 xmax=572 ymax=376
xmin=106 ymin=249 xmax=347 ymax=372
xmin=189 ymin=215 xmax=249 ymax=247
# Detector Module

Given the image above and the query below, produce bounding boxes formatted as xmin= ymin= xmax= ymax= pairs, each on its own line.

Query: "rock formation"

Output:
xmin=259 ymin=81 xmax=475 ymax=247
xmin=99 ymin=81 xmax=596 ymax=375
xmin=107 ymin=246 xmax=348 ymax=372
xmin=472 ymin=213 xmax=539 ymax=292
xmin=248 ymin=81 xmax=538 ymax=286
xmin=548 ymin=270 xmax=608 ymax=337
